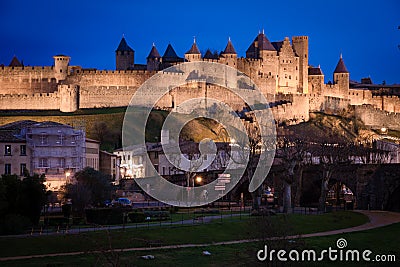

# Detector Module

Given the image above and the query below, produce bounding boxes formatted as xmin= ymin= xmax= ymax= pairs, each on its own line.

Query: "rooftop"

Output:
xmin=116 ymin=37 xmax=134 ymax=52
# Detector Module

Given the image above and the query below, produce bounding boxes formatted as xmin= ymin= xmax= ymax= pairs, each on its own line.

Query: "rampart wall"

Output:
xmin=0 ymin=92 xmax=60 ymax=110
xmin=272 ymin=94 xmax=309 ymax=124
xmin=0 ymin=66 xmax=57 ymax=94
xmin=355 ymin=105 xmax=400 ymax=131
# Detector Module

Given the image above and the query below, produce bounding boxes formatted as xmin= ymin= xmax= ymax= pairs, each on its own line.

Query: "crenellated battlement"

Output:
xmin=292 ymin=36 xmax=308 ymax=40
xmin=77 ymin=69 xmax=155 ymax=75
xmin=0 ymin=65 xmax=54 ymax=72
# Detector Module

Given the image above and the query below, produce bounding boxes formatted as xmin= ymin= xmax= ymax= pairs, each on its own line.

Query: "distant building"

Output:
xmin=100 ymin=150 xmax=120 ymax=183
xmin=0 ymin=121 xmax=30 ymax=176
xmin=0 ymin=120 xmax=89 ymax=191
xmin=25 ymin=121 xmax=85 ymax=190
xmin=114 ymin=140 xmax=244 ymax=180
xmin=85 ymin=138 xmax=100 ymax=170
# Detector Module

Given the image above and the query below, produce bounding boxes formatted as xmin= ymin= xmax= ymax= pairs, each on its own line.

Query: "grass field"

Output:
xmin=2 ymin=212 xmax=399 ymax=267
xmin=0 ymin=211 xmax=367 ymax=259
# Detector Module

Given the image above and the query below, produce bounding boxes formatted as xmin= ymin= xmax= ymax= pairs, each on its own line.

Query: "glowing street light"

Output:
xmin=195 ymin=176 xmax=202 ymax=184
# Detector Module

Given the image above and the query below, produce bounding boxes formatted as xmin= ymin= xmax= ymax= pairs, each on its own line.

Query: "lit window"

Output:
xmin=5 ymin=145 xmax=11 ymax=156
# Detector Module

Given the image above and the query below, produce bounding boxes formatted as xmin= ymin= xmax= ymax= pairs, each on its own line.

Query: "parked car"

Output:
xmin=111 ymin=198 xmax=132 ymax=207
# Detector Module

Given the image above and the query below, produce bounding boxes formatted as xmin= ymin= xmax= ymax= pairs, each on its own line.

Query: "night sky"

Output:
xmin=1 ymin=0 xmax=399 ymax=84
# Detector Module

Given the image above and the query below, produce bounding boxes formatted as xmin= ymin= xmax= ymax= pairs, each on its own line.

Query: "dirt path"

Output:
xmin=1 ymin=210 xmax=399 ymax=262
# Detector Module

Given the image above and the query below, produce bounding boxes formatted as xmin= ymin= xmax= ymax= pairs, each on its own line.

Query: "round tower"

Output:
xmin=59 ymin=84 xmax=79 ymax=112
xmin=53 ymin=55 xmax=70 ymax=81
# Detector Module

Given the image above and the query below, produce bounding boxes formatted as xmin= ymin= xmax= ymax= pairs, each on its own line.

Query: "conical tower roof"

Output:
xmin=222 ymin=38 xmax=237 ymax=54
xmin=256 ymin=32 xmax=276 ymax=51
xmin=203 ymin=49 xmax=217 ymax=59
xmin=116 ymin=36 xmax=134 ymax=52
xmin=9 ymin=56 xmax=23 ymax=67
xmin=334 ymin=55 xmax=349 ymax=73
xmin=186 ymin=39 xmax=201 ymax=54
xmin=163 ymin=44 xmax=179 ymax=59
xmin=147 ymin=44 xmax=161 ymax=59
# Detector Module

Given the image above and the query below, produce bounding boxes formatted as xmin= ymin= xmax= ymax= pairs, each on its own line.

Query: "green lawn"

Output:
xmin=2 ymin=222 xmax=399 ymax=267
xmin=0 ymin=211 xmax=368 ymax=260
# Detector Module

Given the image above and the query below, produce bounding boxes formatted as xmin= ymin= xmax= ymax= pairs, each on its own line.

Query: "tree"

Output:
xmin=18 ymin=173 xmax=49 ymax=225
xmin=310 ymin=142 xmax=353 ymax=211
xmin=63 ymin=167 xmax=112 ymax=216
xmin=276 ymin=135 xmax=308 ymax=213
xmin=228 ymin=113 xmax=274 ymax=212
xmin=0 ymin=173 xmax=49 ymax=233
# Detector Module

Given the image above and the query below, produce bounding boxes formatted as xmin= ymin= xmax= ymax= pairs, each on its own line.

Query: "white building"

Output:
xmin=25 ymin=121 xmax=85 ymax=190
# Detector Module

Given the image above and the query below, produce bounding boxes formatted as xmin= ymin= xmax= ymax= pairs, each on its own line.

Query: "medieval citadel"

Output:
xmin=1 ymin=31 xmax=399 ymax=129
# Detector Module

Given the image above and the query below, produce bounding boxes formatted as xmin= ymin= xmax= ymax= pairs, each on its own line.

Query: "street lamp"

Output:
xmin=120 ymin=167 xmax=126 ymax=179
xmin=195 ymin=176 xmax=202 ymax=184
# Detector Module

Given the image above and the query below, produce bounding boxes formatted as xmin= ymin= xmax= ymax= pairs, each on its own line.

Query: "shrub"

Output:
xmin=128 ymin=212 xmax=146 ymax=223
xmin=0 ymin=214 xmax=31 ymax=235
xmin=169 ymin=206 xmax=178 ymax=214
xmin=143 ymin=210 xmax=170 ymax=221
xmin=85 ymin=208 xmax=130 ymax=225
xmin=44 ymin=216 xmax=69 ymax=226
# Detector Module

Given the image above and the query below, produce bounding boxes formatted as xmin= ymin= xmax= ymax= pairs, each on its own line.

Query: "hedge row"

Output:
xmin=128 ymin=210 xmax=170 ymax=223
xmin=85 ymin=208 xmax=131 ymax=225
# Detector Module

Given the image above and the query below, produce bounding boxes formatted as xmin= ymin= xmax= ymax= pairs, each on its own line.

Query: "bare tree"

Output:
xmin=310 ymin=142 xmax=353 ymax=211
xmin=275 ymin=136 xmax=309 ymax=213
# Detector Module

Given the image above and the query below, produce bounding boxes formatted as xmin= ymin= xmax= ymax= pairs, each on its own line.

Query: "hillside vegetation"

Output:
xmin=1 ymin=109 xmax=397 ymax=151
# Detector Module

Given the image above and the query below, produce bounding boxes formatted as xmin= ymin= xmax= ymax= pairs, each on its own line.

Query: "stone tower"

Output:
xmin=59 ymin=84 xmax=79 ymax=112
xmin=292 ymin=36 xmax=309 ymax=94
xmin=184 ymin=38 xmax=201 ymax=62
xmin=115 ymin=36 xmax=135 ymax=70
xmin=147 ymin=44 xmax=161 ymax=71
xmin=308 ymin=66 xmax=324 ymax=95
xmin=220 ymin=38 xmax=237 ymax=68
xmin=333 ymin=55 xmax=350 ymax=98
xmin=53 ymin=55 xmax=70 ymax=82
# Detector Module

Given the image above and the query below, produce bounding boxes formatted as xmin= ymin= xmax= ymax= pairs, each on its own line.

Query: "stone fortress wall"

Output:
xmin=0 ymin=32 xmax=399 ymax=129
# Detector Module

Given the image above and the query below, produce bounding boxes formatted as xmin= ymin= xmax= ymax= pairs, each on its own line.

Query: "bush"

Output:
xmin=128 ymin=210 xmax=170 ymax=223
xmin=85 ymin=208 xmax=130 ymax=225
xmin=169 ymin=206 xmax=179 ymax=214
xmin=143 ymin=210 xmax=170 ymax=221
xmin=44 ymin=216 xmax=69 ymax=226
xmin=128 ymin=212 xmax=146 ymax=223
xmin=0 ymin=214 xmax=31 ymax=235
xmin=72 ymin=217 xmax=84 ymax=225
xmin=194 ymin=208 xmax=220 ymax=214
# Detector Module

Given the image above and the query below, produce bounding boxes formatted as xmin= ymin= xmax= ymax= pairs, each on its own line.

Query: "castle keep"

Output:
xmin=1 ymin=31 xmax=399 ymax=127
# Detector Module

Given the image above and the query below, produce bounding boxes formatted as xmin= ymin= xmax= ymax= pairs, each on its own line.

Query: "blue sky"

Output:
xmin=1 ymin=0 xmax=399 ymax=84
